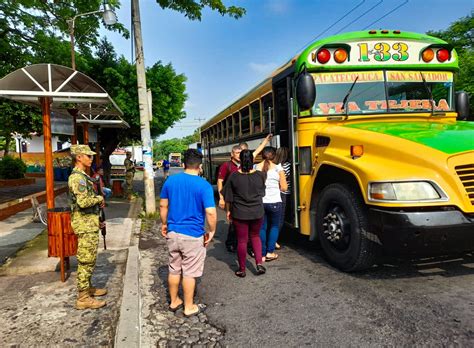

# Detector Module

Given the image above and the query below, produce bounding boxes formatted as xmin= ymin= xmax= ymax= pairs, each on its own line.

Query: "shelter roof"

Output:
xmin=0 ymin=64 xmax=128 ymax=128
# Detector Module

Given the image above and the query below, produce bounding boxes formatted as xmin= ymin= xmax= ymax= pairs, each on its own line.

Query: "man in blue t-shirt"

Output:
xmin=160 ymin=149 xmax=217 ymax=317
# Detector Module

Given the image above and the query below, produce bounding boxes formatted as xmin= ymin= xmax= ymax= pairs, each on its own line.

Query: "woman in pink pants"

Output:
xmin=222 ymin=150 xmax=267 ymax=277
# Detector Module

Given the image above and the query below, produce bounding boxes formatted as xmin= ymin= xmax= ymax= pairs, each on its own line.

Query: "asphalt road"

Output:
xmin=149 ymin=167 xmax=474 ymax=346
xmin=200 ymin=218 xmax=474 ymax=347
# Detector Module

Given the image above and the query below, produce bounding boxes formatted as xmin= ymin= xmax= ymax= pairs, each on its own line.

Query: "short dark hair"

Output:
xmin=183 ymin=149 xmax=202 ymax=169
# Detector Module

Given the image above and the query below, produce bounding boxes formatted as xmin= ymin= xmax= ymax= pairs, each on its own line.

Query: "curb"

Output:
xmin=115 ymin=199 xmax=143 ymax=347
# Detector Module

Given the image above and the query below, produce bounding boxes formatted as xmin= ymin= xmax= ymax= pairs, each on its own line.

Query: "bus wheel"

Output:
xmin=316 ymin=183 xmax=378 ymax=272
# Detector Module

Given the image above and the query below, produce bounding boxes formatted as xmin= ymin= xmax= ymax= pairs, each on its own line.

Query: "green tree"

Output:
xmin=155 ymin=0 xmax=245 ymax=20
xmin=153 ymin=131 xmax=200 ymax=160
xmin=427 ymin=12 xmax=474 ymax=110
xmin=0 ymin=0 xmax=127 ymax=153
xmin=84 ymin=39 xmax=188 ymax=168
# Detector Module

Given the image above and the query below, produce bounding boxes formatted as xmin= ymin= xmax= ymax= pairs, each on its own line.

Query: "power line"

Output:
xmin=298 ymin=0 xmax=366 ymax=51
xmin=362 ymin=0 xmax=409 ymax=30
xmin=335 ymin=0 xmax=384 ymax=34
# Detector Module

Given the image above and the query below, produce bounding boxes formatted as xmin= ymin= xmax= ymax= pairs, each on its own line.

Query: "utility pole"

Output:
xmin=194 ymin=117 xmax=206 ymax=144
xmin=132 ymin=0 xmax=156 ymax=214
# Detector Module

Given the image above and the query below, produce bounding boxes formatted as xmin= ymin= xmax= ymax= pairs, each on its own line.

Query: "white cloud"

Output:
xmin=248 ymin=62 xmax=278 ymax=75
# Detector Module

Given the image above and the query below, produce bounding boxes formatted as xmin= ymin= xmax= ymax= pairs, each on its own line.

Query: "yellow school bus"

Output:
xmin=200 ymin=30 xmax=474 ymax=271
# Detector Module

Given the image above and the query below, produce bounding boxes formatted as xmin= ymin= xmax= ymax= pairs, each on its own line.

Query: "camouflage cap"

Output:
xmin=70 ymin=144 xmax=96 ymax=155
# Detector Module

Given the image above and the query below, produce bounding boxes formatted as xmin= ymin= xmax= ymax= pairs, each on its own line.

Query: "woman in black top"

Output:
xmin=223 ymin=150 xmax=266 ymax=277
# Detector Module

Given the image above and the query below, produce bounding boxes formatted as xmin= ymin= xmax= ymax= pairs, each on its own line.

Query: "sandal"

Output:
xmin=265 ymin=254 xmax=279 ymax=262
xmin=256 ymin=264 xmax=266 ymax=275
xmin=275 ymin=243 xmax=281 ymax=250
xmin=168 ymin=302 xmax=183 ymax=313
xmin=235 ymin=270 xmax=246 ymax=278
xmin=184 ymin=303 xmax=206 ymax=317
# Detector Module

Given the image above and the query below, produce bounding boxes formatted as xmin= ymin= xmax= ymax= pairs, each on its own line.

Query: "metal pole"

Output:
xmin=68 ymin=109 xmax=78 ymax=144
xmin=41 ymin=97 xmax=55 ymax=210
xmin=18 ymin=138 xmax=22 ymax=160
xmin=132 ymin=0 xmax=156 ymax=214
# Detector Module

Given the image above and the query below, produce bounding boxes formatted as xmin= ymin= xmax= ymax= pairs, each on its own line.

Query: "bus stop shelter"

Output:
xmin=0 ymin=63 xmax=129 ymax=281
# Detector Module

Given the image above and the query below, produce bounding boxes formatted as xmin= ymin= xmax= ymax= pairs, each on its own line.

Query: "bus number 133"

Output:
xmin=358 ymin=42 xmax=409 ymax=62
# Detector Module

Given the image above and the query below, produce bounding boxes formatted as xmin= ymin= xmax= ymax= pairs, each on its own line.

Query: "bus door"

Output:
xmin=273 ymin=74 xmax=299 ymax=228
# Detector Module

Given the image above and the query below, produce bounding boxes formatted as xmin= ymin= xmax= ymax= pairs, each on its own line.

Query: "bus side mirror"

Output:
xmin=455 ymin=91 xmax=470 ymax=120
xmin=296 ymin=70 xmax=316 ymax=111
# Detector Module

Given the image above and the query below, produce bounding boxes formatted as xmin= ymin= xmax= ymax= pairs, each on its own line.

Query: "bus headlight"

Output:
xmin=369 ymin=181 xmax=446 ymax=202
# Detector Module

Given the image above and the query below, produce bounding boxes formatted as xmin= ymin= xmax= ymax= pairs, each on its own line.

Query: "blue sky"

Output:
xmin=102 ymin=0 xmax=473 ymax=141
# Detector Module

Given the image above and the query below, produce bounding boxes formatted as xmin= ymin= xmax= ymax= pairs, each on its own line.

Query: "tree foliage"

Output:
xmin=156 ymin=0 xmax=245 ymax=21
xmin=153 ymin=131 xmax=200 ymax=160
xmin=0 ymin=0 xmax=128 ymax=152
xmin=427 ymin=12 xmax=474 ymax=110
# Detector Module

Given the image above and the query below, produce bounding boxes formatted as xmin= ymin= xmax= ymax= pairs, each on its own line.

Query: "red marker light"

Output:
xmin=334 ymin=48 xmax=348 ymax=63
xmin=436 ymin=48 xmax=450 ymax=62
xmin=317 ymin=49 xmax=331 ymax=64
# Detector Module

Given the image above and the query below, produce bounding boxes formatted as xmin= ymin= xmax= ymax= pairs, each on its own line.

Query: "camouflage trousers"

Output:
xmin=76 ymin=232 xmax=99 ymax=291
xmin=125 ymin=173 xmax=134 ymax=196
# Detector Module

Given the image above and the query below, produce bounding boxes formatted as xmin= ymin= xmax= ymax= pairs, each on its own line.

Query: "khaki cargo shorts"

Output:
xmin=166 ymin=232 xmax=206 ymax=278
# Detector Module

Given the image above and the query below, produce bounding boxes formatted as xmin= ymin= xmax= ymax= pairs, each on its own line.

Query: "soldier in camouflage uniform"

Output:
xmin=68 ymin=144 xmax=107 ymax=310
xmin=124 ymin=151 xmax=135 ymax=199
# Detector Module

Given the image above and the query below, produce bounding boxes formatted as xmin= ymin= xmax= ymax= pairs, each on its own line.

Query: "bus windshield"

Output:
xmin=309 ymin=70 xmax=454 ymax=116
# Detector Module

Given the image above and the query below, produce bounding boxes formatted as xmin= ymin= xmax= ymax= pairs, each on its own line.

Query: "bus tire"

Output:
xmin=316 ymin=183 xmax=378 ymax=272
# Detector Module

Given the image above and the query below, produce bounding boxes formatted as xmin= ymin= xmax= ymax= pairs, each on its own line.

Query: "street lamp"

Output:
xmin=11 ymin=132 xmax=23 ymax=160
xmin=67 ymin=1 xmax=117 ymax=70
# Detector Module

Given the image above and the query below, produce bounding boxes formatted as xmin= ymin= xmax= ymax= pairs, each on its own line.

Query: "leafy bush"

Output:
xmin=0 ymin=156 xmax=27 ymax=179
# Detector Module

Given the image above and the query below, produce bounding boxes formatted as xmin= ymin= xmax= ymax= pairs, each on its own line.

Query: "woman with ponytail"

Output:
xmin=222 ymin=150 xmax=267 ymax=277
xmin=255 ymin=146 xmax=288 ymax=261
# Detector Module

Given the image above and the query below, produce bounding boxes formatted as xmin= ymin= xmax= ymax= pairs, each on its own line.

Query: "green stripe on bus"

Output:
xmin=345 ymin=121 xmax=474 ymax=154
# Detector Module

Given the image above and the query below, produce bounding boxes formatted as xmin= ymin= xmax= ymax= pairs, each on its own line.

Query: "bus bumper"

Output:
xmin=368 ymin=208 xmax=474 ymax=256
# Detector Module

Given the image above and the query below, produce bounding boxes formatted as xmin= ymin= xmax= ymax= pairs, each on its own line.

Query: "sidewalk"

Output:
xmin=0 ymin=193 xmax=68 ymax=266
xmin=0 ymin=196 xmax=142 ymax=346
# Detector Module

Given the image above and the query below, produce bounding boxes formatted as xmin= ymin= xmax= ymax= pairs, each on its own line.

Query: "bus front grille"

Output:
xmin=455 ymin=164 xmax=474 ymax=205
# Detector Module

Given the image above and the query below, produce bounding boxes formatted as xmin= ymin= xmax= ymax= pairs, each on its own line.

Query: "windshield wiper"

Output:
xmin=420 ymin=72 xmax=435 ymax=116
xmin=341 ymin=75 xmax=359 ymax=117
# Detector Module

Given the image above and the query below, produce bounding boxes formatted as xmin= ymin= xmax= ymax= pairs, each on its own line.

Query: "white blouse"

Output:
xmin=258 ymin=164 xmax=283 ymax=204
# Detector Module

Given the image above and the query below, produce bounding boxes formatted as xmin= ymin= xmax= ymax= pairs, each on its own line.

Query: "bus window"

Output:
xmin=215 ymin=123 xmax=220 ymax=143
xmin=220 ymin=120 xmax=226 ymax=141
xmin=226 ymin=116 xmax=232 ymax=140
xmin=241 ymin=106 xmax=250 ymax=135
xmin=251 ymin=100 xmax=261 ymax=133
xmin=262 ymin=93 xmax=274 ymax=132
xmin=233 ymin=112 xmax=240 ymax=137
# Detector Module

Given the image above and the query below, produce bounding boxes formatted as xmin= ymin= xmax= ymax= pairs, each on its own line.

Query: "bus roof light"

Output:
xmin=437 ymin=48 xmax=450 ymax=62
xmin=381 ymin=30 xmax=389 ymax=34
xmin=422 ymin=48 xmax=434 ymax=62
xmin=368 ymin=30 xmax=377 ymax=34
xmin=334 ymin=48 xmax=348 ymax=63
xmin=393 ymin=30 xmax=401 ymax=34
xmin=317 ymin=48 xmax=331 ymax=64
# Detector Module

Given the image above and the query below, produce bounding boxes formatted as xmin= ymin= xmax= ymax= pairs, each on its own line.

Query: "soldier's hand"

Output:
xmin=99 ymin=198 xmax=105 ymax=208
